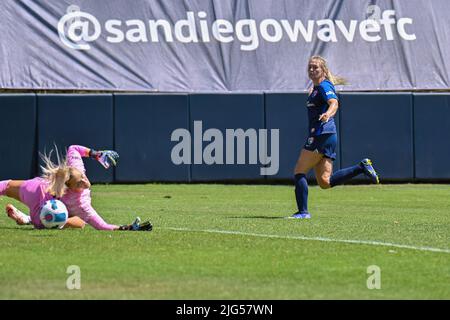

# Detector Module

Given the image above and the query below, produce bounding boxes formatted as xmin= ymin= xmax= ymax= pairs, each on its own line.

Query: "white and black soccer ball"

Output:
xmin=39 ymin=199 xmax=68 ymax=229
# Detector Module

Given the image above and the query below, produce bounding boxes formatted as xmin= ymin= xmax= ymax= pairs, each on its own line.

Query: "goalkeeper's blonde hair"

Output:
xmin=309 ymin=55 xmax=348 ymax=85
xmin=40 ymin=148 xmax=76 ymax=198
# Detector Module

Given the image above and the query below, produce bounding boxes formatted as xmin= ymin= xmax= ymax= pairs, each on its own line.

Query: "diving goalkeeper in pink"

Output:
xmin=0 ymin=145 xmax=152 ymax=231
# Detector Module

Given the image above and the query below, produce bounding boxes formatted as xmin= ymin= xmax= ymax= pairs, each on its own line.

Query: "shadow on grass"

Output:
xmin=0 ymin=226 xmax=34 ymax=231
xmin=227 ymin=215 xmax=288 ymax=220
xmin=0 ymin=226 xmax=58 ymax=236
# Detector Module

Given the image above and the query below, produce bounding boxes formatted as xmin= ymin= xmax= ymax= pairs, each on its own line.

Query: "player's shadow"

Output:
xmin=227 ymin=215 xmax=287 ymax=220
xmin=0 ymin=226 xmax=57 ymax=236
xmin=0 ymin=226 xmax=34 ymax=231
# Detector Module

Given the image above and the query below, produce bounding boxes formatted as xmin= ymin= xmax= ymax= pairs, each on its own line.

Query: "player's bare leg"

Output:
xmin=63 ymin=216 xmax=86 ymax=229
xmin=5 ymin=180 xmax=24 ymax=202
xmin=314 ymin=157 xmax=333 ymax=189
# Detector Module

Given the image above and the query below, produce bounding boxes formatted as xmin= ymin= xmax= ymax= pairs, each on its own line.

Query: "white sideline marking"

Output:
xmin=164 ymin=227 xmax=450 ymax=254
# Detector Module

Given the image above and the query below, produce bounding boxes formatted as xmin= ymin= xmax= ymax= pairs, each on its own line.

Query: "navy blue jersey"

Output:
xmin=306 ymin=79 xmax=338 ymax=136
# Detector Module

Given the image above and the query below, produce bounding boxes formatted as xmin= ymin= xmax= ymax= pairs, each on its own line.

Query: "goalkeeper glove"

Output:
xmin=90 ymin=149 xmax=119 ymax=169
xmin=118 ymin=217 xmax=153 ymax=231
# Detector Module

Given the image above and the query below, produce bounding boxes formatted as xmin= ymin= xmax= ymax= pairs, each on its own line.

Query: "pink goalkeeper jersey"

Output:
xmin=21 ymin=145 xmax=117 ymax=230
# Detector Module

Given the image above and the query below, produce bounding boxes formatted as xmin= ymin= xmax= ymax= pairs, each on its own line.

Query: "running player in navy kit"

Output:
xmin=291 ymin=56 xmax=380 ymax=219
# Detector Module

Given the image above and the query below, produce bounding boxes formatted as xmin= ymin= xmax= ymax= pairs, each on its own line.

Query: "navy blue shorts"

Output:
xmin=304 ymin=133 xmax=337 ymax=160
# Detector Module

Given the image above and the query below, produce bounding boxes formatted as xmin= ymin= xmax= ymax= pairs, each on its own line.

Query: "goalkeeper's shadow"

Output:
xmin=0 ymin=226 xmax=60 ymax=235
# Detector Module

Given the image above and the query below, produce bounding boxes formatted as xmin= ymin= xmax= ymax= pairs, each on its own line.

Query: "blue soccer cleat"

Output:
xmin=289 ymin=212 xmax=311 ymax=219
xmin=360 ymin=158 xmax=380 ymax=184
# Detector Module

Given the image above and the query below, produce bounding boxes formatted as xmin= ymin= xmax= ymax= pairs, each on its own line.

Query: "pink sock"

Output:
xmin=0 ymin=180 xmax=10 ymax=196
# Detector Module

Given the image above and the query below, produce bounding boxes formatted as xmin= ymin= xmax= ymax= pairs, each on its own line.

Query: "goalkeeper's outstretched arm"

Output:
xmin=66 ymin=145 xmax=119 ymax=170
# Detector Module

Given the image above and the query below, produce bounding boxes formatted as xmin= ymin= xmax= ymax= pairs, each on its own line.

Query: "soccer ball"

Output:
xmin=40 ymin=199 xmax=68 ymax=229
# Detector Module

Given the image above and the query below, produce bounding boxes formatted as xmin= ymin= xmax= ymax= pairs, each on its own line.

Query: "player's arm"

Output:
xmin=76 ymin=200 xmax=120 ymax=231
xmin=319 ymin=98 xmax=339 ymax=122
xmin=77 ymin=200 xmax=151 ymax=231
xmin=84 ymin=211 xmax=153 ymax=231
xmin=66 ymin=145 xmax=89 ymax=173
xmin=67 ymin=145 xmax=119 ymax=170
xmin=318 ymin=82 xmax=339 ymax=123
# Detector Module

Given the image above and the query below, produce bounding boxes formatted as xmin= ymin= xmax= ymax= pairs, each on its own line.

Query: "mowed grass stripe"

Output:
xmin=164 ymin=227 xmax=450 ymax=254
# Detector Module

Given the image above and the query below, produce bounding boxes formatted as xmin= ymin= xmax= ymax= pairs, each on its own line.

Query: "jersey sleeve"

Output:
xmin=319 ymin=81 xmax=338 ymax=101
xmin=77 ymin=193 xmax=118 ymax=231
xmin=66 ymin=145 xmax=90 ymax=174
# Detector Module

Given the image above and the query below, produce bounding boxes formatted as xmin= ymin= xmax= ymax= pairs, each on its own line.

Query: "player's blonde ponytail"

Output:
xmin=310 ymin=55 xmax=348 ymax=85
xmin=40 ymin=149 xmax=70 ymax=199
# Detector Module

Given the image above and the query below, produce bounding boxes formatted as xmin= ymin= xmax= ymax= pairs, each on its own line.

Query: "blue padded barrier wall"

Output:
xmin=265 ymin=93 xmax=341 ymax=181
xmin=0 ymin=94 xmax=37 ymax=180
xmin=4 ymin=92 xmax=449 ymax=183
xmin=189 ymin=94 xmax=265 ymax=181
xmin=414 ymin=93 xmax=450 ymax=179
xmin=37 ymin=94 xmax=114 ymax=183
xmin=114 ymin=94 xmax=190 ymax=182
xmin=339 ymin=93 xmax=414 ymax=180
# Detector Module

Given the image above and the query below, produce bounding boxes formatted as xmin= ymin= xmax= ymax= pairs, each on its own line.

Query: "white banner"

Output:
xmin=1 ymin=0 xmax=448 ymax=92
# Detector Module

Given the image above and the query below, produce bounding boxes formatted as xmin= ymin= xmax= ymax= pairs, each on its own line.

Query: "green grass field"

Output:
xmin=0 ymin=183 xmax=449 ymax=299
